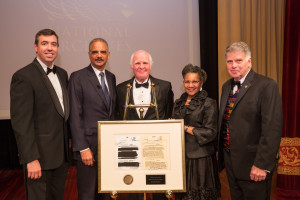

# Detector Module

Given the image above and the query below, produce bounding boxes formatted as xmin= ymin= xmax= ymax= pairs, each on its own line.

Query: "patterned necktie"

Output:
xmin=99 ymin=72 xmax=111 ymax=108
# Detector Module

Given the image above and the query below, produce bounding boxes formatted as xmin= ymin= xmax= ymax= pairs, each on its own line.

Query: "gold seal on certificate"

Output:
xmin=123 ymin=175 xmax=133 ymax=185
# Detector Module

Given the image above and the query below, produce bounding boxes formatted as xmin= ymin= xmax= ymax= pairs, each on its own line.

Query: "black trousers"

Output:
xmin=24 ymin=162 xmax=69 ymax=200
xmin=223 ymin=150 xmax=272 ymax=200
xmin=128 ymin=193 xmax=167 ymax=200
xmin=76 ymin=160 xmax=111 ymax=200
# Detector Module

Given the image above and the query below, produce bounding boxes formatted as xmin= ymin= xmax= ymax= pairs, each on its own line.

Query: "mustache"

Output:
xmin=95 ymin=58 xmax=104 ymax=61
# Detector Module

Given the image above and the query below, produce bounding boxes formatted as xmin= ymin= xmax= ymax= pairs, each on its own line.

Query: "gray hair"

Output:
xmin=130 ymin=50 xmax=153 ymax=67
xmin=225 ymin=41 xmax=251 ymax=60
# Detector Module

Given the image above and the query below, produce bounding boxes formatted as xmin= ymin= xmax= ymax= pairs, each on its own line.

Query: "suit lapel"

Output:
xmin=105 ymin=71 xmax=115 ymax=116
xmin=144 ymin=76 xmax=159 ymax=119
xmin=219 ymin=82 xmax=231 ymax=127
xmin=56 ymin=69 xmax=70 ymax=121
xmin=128 ymin=78 xmax=140 ymax=119
xmin=232 ymin=70 xmax=254 ymax=110
xmin=219 ymin=70 xmax=255 ymax=128
xmin=129 ymin=82 xmax=135 ymax=105
xmin=33 ymin=59 xmax=65 ymax=118
xmin=151 ymin=76 xmax=160 ymax=102
xmin=87 ymin=65 xmax=110 ymax=110
xmin=220 ymin=83 xmax=231 ymax=112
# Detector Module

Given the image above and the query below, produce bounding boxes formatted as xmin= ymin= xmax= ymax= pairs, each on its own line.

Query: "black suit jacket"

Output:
xmin=116 ymin=75 xmax=174 ymax=120
xmin=68 ymin=65 xmax=117 ymax=160
xmin=218 ymin=69 xmax=282 ymax=180
xmin=10 ymin=58 xmax=70 ymax=170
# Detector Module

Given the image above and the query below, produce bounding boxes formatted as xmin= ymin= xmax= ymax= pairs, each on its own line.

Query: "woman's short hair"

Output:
xmin=182 ymin=64 xmax=207 ymax=84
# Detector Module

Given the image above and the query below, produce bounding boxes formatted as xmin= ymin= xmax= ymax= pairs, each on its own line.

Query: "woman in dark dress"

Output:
xmin=173 ymin=64 xmax=220 ymax=200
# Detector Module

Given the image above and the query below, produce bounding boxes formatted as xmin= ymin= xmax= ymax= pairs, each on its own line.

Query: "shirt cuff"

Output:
xmin=80 ymin=148 xmax=90 ymax=152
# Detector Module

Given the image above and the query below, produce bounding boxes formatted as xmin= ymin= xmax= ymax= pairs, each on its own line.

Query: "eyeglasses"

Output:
xmin=184 ymin=81 xmax=200 ymax=85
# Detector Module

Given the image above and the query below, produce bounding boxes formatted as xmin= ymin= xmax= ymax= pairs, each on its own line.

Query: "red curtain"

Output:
xmin=276 ymin=0 xmax=300 ymax=199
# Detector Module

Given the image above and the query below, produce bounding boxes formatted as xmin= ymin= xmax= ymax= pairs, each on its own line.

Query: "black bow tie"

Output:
xmin=232 ymin=80 xmax=241 ymax=88
xmin=135 ymin=81 xmax=149 ymax=88
xmin=46 ymin=67 xmax=56 ymax=75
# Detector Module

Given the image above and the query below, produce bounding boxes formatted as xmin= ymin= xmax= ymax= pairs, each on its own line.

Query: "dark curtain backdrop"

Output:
xmin=276 ymin=0 xmax=300 ymax=199
xmin=0 ymin=120 xmax=19 ymax=169
xmin=198 ymin=0 xmax=218 ymax=104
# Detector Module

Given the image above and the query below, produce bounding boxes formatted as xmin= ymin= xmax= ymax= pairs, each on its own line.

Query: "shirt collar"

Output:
xmin=239 ymin=69 xmax=251 ymax=85
xmin=36 ymin=57 xmax=54 ymax=73
xmin=91 ymin=64 xmax=106 ymax=76
xmin=133 ymin=78 xmax=151 ymax=89
xmin=134 ymin=77 xmax=150 ymax=84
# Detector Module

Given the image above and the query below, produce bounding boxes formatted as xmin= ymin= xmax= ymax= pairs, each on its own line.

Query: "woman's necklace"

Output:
xmin=185 ymin=99 xmax=191 ymax=105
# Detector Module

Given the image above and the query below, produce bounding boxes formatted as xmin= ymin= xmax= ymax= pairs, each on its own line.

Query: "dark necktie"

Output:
xmin=46 ymin=67 xmax=56 ymax=75
xmin=99 ymin=72 xmax=111 ymax=108
xmin=135 ymin=81 xmax=149 ymax=88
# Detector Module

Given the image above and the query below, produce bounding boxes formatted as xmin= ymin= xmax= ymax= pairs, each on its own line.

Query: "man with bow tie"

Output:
xmin=116 ymin=50 xmax=174 ymax=200
xmin=10 ymin=29 xmax=70 ymax=200
xmin=217 ymin=42 xmax=282 ymax=200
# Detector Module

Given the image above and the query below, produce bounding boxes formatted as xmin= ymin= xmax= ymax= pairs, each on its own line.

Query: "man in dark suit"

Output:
xmin=10 ymin=29 xmax=70 ymax=200
xmin=116 ymin=50 xmax=174 ymax=200
xmin=218 ymin=42 xmax=282 ymax=200
xmin=69 ymin=38 xmax=116 ymax=200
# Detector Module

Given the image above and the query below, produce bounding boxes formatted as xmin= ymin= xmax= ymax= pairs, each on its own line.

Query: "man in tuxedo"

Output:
xmin=10 ymin=29 xmax=70 ymax=200
xmin=218 ymin=42 xmax=282 ymax=200
xmin=116 ymin=50 xmax=174 ymax=200
xmin=69 ymin=38 xmax=116 ymax=200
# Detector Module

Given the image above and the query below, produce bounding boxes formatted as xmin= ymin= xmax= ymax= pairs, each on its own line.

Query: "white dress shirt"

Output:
xmin=37 ymin=58 xmax=64 ymax=112
xmin=133 ymin=78 xmax=151 ymax=118
xmin=91 ymin=65 xmax=110 ymax=92
xmin=233 ymin=69 xmax=250 ymax=94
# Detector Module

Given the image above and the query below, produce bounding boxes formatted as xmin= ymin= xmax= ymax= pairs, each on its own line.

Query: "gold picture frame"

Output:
xmin=98 ymin=119 xmax=186 ymax=194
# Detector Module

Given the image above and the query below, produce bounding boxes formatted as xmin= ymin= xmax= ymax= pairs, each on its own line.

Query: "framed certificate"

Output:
xmin=98 ymin=119 xmax=186 ymax=193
